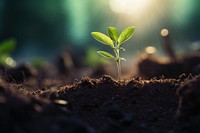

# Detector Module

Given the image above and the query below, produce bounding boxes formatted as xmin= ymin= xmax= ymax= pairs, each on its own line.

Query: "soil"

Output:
xmin=0 ymin=53 xmax=200 ymax=133
xmin=137 ymin=52 xmax=200 ymax=79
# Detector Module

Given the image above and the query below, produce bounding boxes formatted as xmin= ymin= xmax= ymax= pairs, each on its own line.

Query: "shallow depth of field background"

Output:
xmin=0 ymin=0 xmax=199 ymax=62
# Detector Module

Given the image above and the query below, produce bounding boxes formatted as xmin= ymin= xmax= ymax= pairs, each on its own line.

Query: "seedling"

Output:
xmin=91 ymin=26 xmax=135 ymax=81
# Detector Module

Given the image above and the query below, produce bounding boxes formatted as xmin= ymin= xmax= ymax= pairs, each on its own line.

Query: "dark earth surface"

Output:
xmin=0 ymin=52 xmax=199 ymax=133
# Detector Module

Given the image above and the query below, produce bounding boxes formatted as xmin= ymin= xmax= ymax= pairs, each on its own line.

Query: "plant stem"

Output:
xmin=114 ymin=45 xmax=121 ymax=81
xmin=116 ymin=59 xmax=121 ymax=81
xmin=113 ymin=41 xmax=122 ymax=81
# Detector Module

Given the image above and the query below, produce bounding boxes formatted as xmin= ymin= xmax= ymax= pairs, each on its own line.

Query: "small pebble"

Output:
xmin=54 ymin=99 xmax=68 ymax=105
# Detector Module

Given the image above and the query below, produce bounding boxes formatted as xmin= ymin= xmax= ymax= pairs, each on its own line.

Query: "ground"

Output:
xmin=0 ymin=52 xmax=199 ymax=133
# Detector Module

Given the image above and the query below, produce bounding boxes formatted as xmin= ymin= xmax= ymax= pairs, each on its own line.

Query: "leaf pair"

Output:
xmin=91 ymin=26 xmax=135 ymax=47
xmin=91 ymin=26 xmax=135 ymax=80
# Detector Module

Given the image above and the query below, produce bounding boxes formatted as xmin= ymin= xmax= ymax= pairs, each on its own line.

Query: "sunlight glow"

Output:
xmin=109 ymin=0 xmax=126 ymax=13
xmin=109 ymin=0 xmax=151 ymax=15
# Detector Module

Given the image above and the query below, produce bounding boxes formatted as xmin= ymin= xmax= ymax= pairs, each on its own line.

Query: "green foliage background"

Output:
xmin=0 ymin=0 xmax=199 ymax=60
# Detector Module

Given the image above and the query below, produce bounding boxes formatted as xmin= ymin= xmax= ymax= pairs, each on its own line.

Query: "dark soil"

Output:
xmin=0 ymin=52 xmax=199 ymax=133
xmin=137 ymin=52 xmax=200 ymax=79
xmin=0 ymin=72 xmax=199 ymax=133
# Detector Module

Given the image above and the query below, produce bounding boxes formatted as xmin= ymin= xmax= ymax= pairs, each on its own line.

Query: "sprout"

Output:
xmin=91 ymin=26 xmax=135 ymax=81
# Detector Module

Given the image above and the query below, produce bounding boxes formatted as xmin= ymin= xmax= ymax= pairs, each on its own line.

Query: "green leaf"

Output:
xmin=91 ymin=32 xmax=114 ymax=47
xmin=118 ymin=26 xmax=135 ymax=46
xmin=0 ymin=38 xmax=16 ymax=54
xmin=0 ymin=54 xmax=9 ymax=65
xmin=108 ymin=27 xmax=118 ymax=42
xmin=120 ymin=58 xmax=126 ymax=61
xmin=97 ymin=51 xmax=115 ymax=60
xmin=120 ymin=47 xmax=126 ymax=51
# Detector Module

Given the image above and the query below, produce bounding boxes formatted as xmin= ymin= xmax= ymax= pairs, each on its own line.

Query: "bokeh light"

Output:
xmin=161 ymin=29 xmax=169 ymax=37
xmin=145 ymin=46 xmax=157 ymax=54
xmin=5 ymin=57 xmax=16 ymax=67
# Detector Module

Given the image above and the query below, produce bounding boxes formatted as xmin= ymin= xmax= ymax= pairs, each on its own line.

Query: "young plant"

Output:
xmin=91 ymin=26 xmax=135 ymax=81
